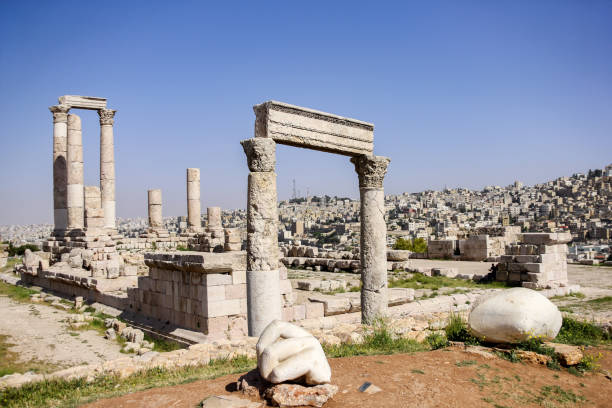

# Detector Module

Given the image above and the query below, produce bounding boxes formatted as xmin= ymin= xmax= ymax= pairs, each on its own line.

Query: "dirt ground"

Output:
xmin=83 ymin=347 xmax=612 ymax=408
xmin=0 ymin=295 xmax=124 ymax=372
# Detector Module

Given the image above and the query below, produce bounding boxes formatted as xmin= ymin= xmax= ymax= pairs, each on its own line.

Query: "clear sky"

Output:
xmin=0 ymin=1 xmax=611 ymax=225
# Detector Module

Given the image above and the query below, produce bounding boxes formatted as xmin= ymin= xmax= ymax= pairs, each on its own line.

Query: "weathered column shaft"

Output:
xmin=99 ymin=109 xmax=116 ymax=229
xmin=351 ymin=155 xmax=390 ymax=324
xmin=241 ymin=138 xmax=281 ymax=336
xmin=50 ymin=105 xmax=70 ymax=231
xmin=186 ymin=168 xmax=201 ymax=230
xmin=148 ymin=189 xmax=163 ymax=228
xmin=66 ymin=114 xmax=84 ymax=229
xmin=207 ymin=206 xmax=222 ymax=230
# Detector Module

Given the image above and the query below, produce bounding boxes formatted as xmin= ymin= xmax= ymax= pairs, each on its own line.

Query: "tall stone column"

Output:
xmin=186 ymin=168 xmax=201 ymax=232
xmin=241 ymin=138 xmax=281 ymax=336
xmin=50 ymin=105 xmax=70 ymax=231
xmin=351 ymin=154 xmax=390 ymax=324
xmin=98 ymin=108 xmax=116 ymax=229
xmin=148 ymin=189 xmax=163 ymax=230
xmin=66 ymin=114 xmax=84 ymax=230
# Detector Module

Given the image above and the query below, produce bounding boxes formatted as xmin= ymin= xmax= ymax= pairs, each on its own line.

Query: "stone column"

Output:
xmin=98 ymin=108 xmax=116 ymax=229
xmin=66 ymin=114 xmax=84 ymax=229
xmin=186 ymin=168 xmax=201 ymax=232
xmin=351 ymin=154 xmax=390 ymax=325
xmin=207 ymin=206 xmax=222 ymax=230
xmin=241 ymin=138 xmax=281 ymax=337
xmin=50 ymin=105 xmax=70 ymax=231
xmin=148 ymin=189 xmax=163 ymax=230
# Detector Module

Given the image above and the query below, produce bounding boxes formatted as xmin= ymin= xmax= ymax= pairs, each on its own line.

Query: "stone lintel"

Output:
xmin=58 ymin=95 xmax=107 ymax=110
xmin=144 ymin=251 xmax=246 ymax=273
xmin=253 ymin=100 xmax=374 ymax=157
xmin=521 ymin=233 xmax=572 ymax=245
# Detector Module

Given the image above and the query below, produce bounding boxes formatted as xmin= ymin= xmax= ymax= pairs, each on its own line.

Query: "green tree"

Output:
xmin=393 ymin=237 xmax=427 ymax=253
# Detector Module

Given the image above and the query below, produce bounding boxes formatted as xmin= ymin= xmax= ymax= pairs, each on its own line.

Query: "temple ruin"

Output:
xmin=18 ymin=96 xmax=572 ymax=346
xmin=241 ymin=101 xmax=390 ymax=335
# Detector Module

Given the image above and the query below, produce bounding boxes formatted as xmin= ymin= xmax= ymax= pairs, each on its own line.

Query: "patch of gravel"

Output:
xmin=0 ymin=295 xmax=124 ymax=371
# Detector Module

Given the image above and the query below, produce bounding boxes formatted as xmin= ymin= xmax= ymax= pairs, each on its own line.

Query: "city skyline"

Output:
xmin=1 ymin=1 xmax=611 ymax=225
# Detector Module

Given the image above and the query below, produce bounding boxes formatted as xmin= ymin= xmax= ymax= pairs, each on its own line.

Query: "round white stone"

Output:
xmin=468 ymin=287 xmax=562 ymax=344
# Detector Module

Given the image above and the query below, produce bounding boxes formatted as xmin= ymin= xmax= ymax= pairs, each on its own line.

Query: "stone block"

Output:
xmin=508 ymin=263 xmax=527 ymax=273
xmin=518 ymin=244 xmax=537 ymax=255
xmin=232 ymin=270 xmax=246 ymax=285
xmin=206 ymin=299 xmax=241 ymax=318
xmin=293 ymin=304 xmax=306 ymax=321
xmin=203 ymin=273 xmax=233 ymax=286
xmin=521 ymin=232 xmax=572 ymax=245
xmin=199 ymin=285 xmax=226 ymax=303
xmin=204 ymin=316 xmax=230 ymax=335
xmin=539 ymin=253 xmax=564 ymax=264
xmin=59 ymin=95 xmax=107 ymax=110
xmin=515 ymin=255 xmax=539 ymax=263
xmin=508 ymin=272 xmax=521 ymax=282
xmin=308 ymin=295 xmax=350 ymax=315
xmin=495 ymin=270 xmax=509 ymax=281
xmin=524 ymin=263 xmax=544 ymax=273
xmin=225 ymin=283 xmax=247 ymax=300
xmin=539 ymin=244 xmax=567 ymax=254
xmin=253 ymin=100 xmax=374 ymax=156
xmin=305 ymin=302 xmax=324 ymax=319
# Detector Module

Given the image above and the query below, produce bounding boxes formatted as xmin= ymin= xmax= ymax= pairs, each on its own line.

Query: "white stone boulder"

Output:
xmin=257 ymin=320 xmax=331 ymax=385
xmin=468 ymin=287 xmax=562 ymax=344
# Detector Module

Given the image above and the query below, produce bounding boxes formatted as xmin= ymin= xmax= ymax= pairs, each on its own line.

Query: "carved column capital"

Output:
xmin=98 ymin=108 xmax=116 ymax=126
xmin=351 ymin=155 xmax=390 ymax=189
xmin=241 ymin=138 xmax=276 ymax=172
xmin=49 ymin=104 xmax=70 ymax=123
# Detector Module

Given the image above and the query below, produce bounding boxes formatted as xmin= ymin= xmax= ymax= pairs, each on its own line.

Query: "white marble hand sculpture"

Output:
xmin=257 ymin=320 xmax=331 ymax=385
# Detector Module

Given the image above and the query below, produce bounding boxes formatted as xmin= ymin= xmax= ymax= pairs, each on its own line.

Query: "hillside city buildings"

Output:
xmin=3 ymin=163 xmax=611 ymax=263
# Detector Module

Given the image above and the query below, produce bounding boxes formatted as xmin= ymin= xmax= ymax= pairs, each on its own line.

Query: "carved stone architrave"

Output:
xmin=351 ymin=155 xmax=390 ymax=189
xmin=49 ymin=105 xmax=70 ymax=123
xmin=98 ymin=109 xmax=116 ymax=126
xmin=241 ymin=138 xmax=276 ymax=172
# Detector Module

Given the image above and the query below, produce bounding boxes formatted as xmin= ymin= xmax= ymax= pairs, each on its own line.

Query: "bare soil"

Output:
xmin=0 ymin=295 xmax=124 ymax=373
xmin=84 ymin=347 xmax=612 ymax=408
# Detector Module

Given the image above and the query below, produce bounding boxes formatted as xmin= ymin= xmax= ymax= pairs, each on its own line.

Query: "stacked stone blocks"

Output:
xmin=495 ymin=232 xmax=571 ymax=288
xmin=131 ymin=252 xmax=294 ymax=337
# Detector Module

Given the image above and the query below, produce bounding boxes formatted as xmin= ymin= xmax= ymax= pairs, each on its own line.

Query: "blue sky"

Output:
xmin=0 ymin=1 xmax=611 ymax=225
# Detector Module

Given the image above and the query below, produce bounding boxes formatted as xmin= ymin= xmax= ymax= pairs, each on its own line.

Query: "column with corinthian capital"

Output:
xmin=50 ymin=105 xmax=70 ymax=231
xmin=351 ymin=154 xmax=391 ymax=324
xmin=241 ymin=137 xmax=281 ymax=337
xmin=98 ymin=108 xmax=116 ymax=229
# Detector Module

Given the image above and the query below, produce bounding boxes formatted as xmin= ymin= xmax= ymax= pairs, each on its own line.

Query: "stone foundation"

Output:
xmin=495 ymin=232 xmax=571 ymax=288
xmin=128 ymin=252 xmax=294 ymax=338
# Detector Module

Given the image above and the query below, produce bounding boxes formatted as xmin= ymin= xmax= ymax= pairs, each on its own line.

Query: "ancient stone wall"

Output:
xmin=495 ymin=232 xmax=571 ymax=288
xmin=459 ymin=235 xmax=490 ymax=261
xmin=427 ymin=240 xmax=454 ymax=259
xmin=128 ymin=252 xmax=294 ymax=338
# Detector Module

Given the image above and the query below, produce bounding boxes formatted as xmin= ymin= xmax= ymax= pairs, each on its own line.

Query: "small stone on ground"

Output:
xmin=264 ymin=383 xmax=338 ymax=407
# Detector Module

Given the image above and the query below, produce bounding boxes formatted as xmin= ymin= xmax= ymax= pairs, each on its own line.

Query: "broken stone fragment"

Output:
xmin=544 ymin=342 xmax=584 ymax=366
xmin=200 ymin=395 xmax=263 ymax=408
xmin=265 ymin=383 xmax=338 ymax=407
